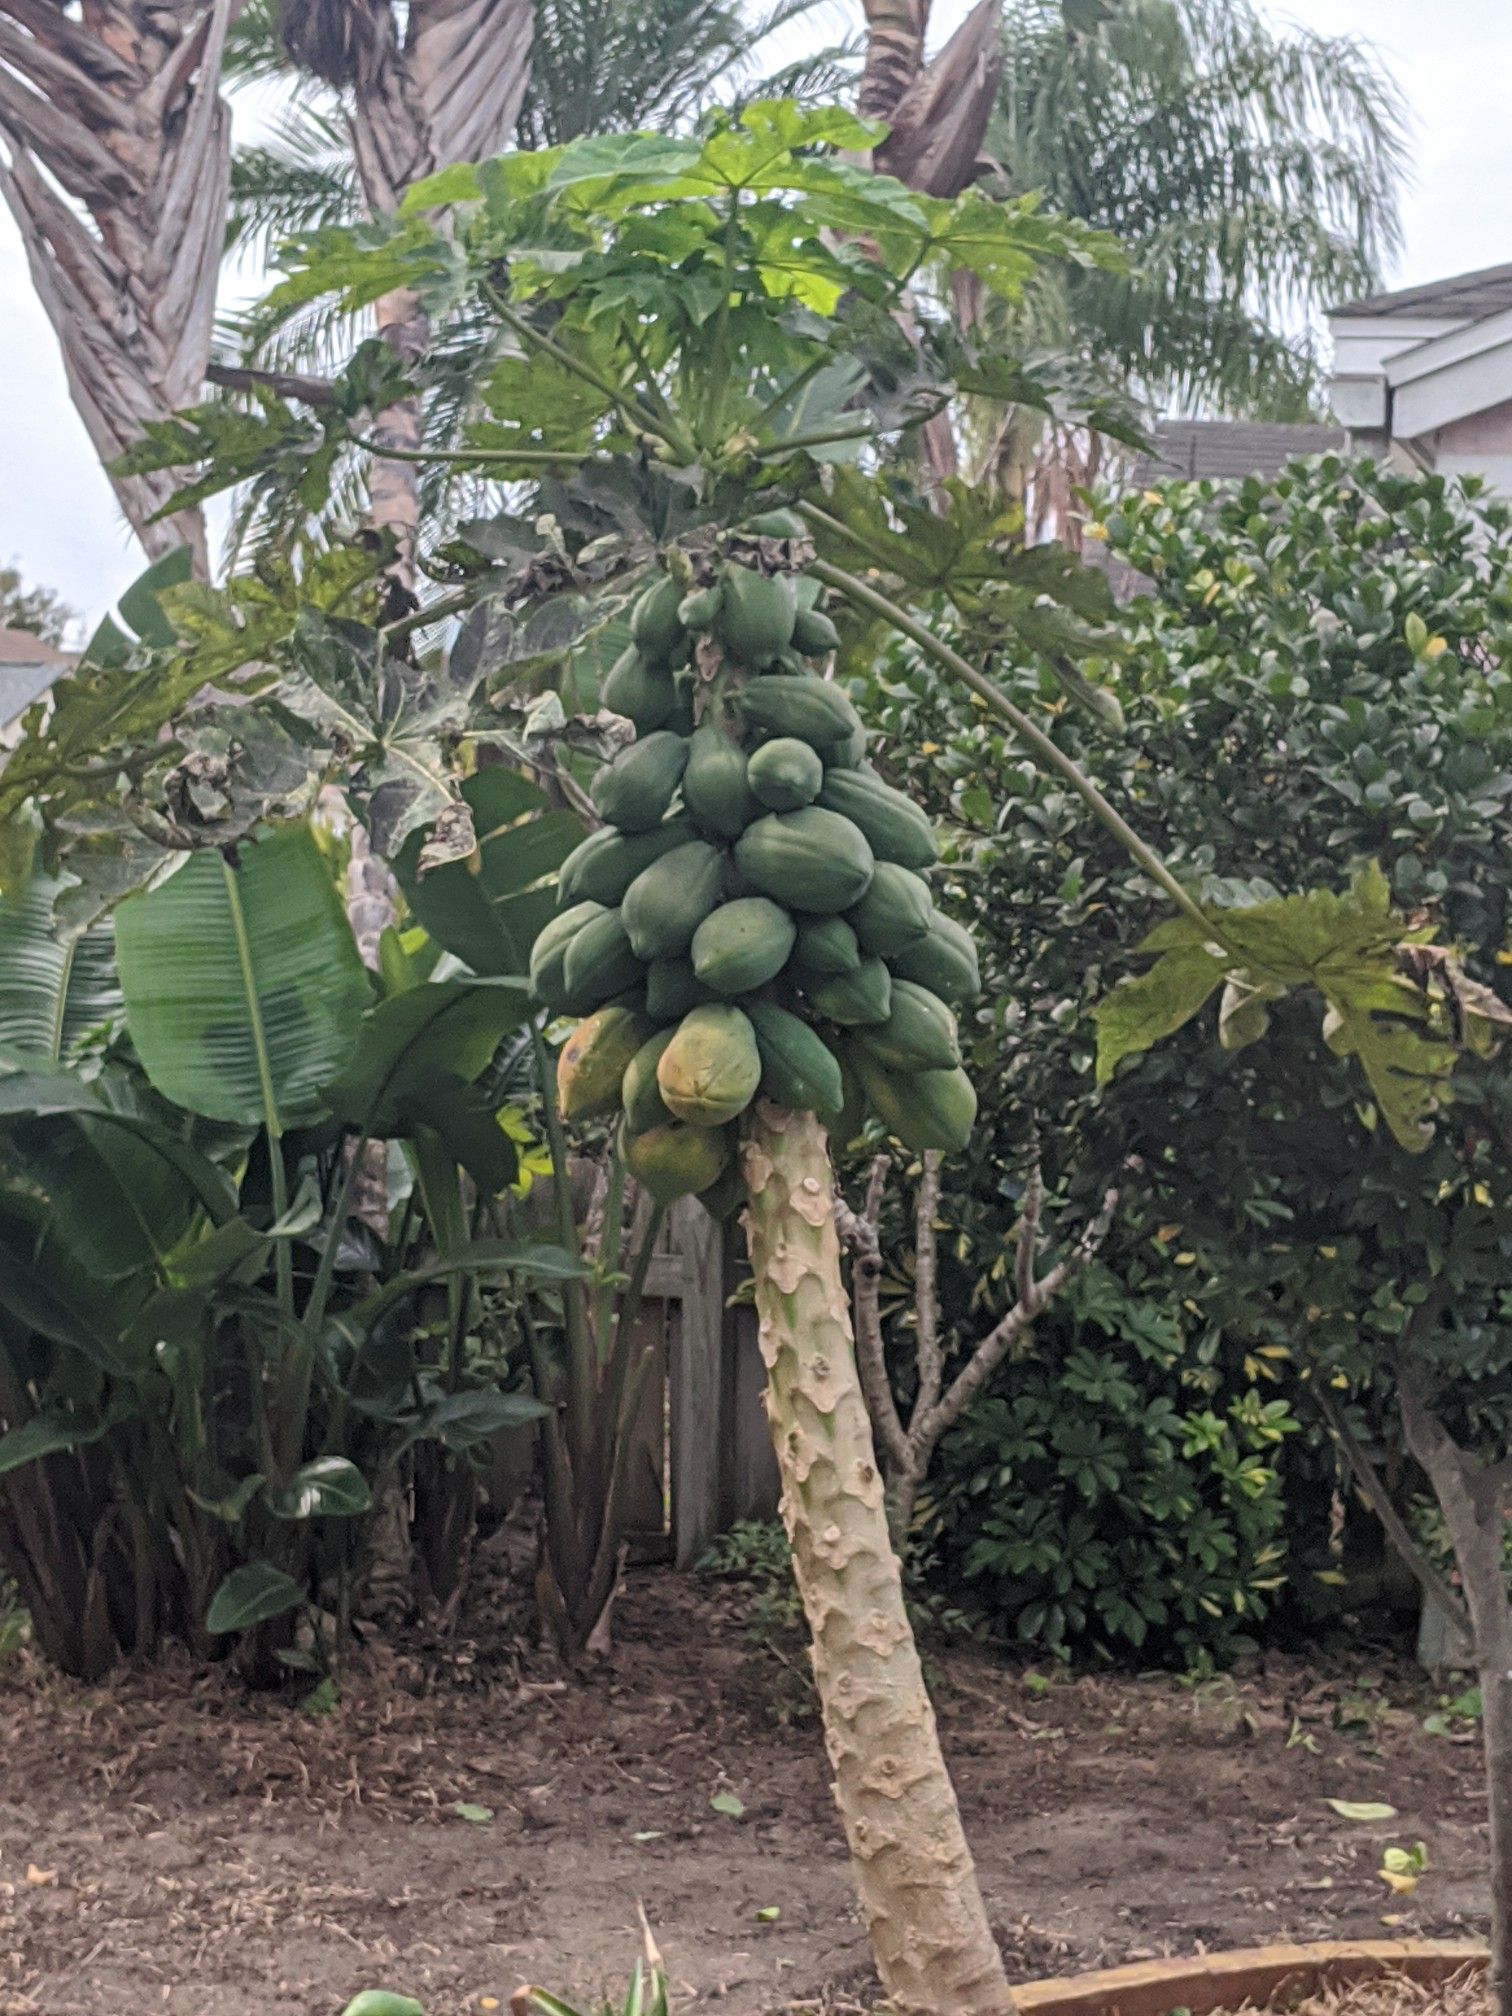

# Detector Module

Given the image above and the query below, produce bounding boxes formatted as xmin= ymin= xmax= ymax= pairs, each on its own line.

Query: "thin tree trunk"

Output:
xmin=740 ymin=1101 xmax=1012 ymax=2016
xmin=1398 ymin=1366 xmax=1512 ymax=2016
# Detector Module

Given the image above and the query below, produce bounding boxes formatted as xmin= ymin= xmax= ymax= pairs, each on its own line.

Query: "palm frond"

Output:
xmin=989 ymin=0 xmax=1408 ymax=413
xmin=516 ymin=0 xmax=840 ymax=146
xmin=226 ymin=102 xmax=360 ymax=267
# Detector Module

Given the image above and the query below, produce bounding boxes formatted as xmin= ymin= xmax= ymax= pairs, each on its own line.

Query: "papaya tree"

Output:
xmin=9 ymin=105 xmax=1497 ymax=2015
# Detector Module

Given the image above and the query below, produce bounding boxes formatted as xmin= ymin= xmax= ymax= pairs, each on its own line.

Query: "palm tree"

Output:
xmin=990 ymin=0 xmax=1408 ymax=420
xmin=0 ymin=0 xmax=239 ymax=573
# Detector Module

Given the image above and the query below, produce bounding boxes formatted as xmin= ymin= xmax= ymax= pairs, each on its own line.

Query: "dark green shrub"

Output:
xmin=855 ymin=456 xmax=1512 ymax=1658
xmin=924 ymin=1263 xmax=1296 ymax=1661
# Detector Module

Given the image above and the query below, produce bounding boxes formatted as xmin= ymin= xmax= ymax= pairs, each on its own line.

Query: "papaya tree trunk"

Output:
xmin=1398 ymin=1363 xmax=1512 ymax=2016
xmin=740 ymin=1101 xmax=1012 ymax=2016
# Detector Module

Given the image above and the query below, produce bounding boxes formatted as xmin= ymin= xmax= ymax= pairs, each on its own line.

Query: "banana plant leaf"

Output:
xmin=394 ymin=770 xmax=582 ymax=977
xmin=0 ymin=875 xmax=120 ymax=1060
xmin=113 ymin=823 xmax=371 ymax=1129
xmin=327 ymin=976 xmax=533 ymax=1135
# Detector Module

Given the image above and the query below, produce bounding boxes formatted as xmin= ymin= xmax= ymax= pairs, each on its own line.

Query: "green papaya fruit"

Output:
xmin=678 ymin=582 xmax=723 ymax=629
xmin=818 ymin=768 xmax=937 ymax=868
xmin=890 ymin=911 xmax=981 ymax=1003
xmin=657 ymin=1003 xmax=762 ymax=1126
xmin=746 ymin=1000 xmax=844 ymax=1120
xmin=810 ymin=956 xmax=892 ymax=1027
xmin=629 ymin=574 xmax=686 ymax=660
xmin=747 ymin=735 xmax=824 ymax=812
xmin=823 ymin=724 xmax=869 ymax=770
xmin=734 ymin=806 xmax=875 ymax=915
xmin=645 ymin=955 xmax=715 ymax=1020
xmin=681 ymin=723 xmax=761 ymax=839
xmin=603 ymin=646 xmax=677 ymax=732
xmin=848 ymin=860 xmax=933 ymax=957
xmin=622 ymin=1028 xmax=677 ymax=1134
xmin=621 ymin=839 xmax=724 ymax=961
xmin=690 ymin=895 xmax=797 ymax=995
xmin=852 ymin=1049 xmax=976 ymax=1154
xmin=560 ymin=907 xmax=643 ymax=1015
xmin=590 ymin=731 xmax=689 ymax=832
xmin=791 ymin=605 xmax=841 ymax=656
xmin=558 ymin=819 xmax=694 ymax=908
xmin=853 ymin=978 xmax=960 ymax=1072
xmin=736 ymin=674 xmax=862 ymax=752
xmin=789 ymin=914 xmax=862 ymax=980
xmin=830 ymin=1047 xmax=868 ymax=1150
xmin=794 ymin=574 xmax=822 ymax=613
xmin=557 ymin=1004 xmax=652 ymax=1120
xmin=621 ymin=1119 xmax=732 ymax=1203
xmin=530 ymin=900 xmax=606 ymax=1008
xmin=716 ymin=563 xmax=798 ymax=666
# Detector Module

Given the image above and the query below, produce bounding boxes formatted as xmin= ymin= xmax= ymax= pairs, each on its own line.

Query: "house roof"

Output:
xmin=1136 ymin=420 xmax=1345 ymax=485
xmin=1333 ymin=262 xmax=1512 ymax=324
xmin=0 ymin=627 xmax=71 ymax=731
xmin=0 ymin=627 xmax=68 ymax=667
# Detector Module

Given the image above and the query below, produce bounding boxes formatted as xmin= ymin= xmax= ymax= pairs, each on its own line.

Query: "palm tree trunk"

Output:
xmin=741 ymin=1102 xmax=1012 ymax=2016
xmin=0 ymin=0 xmax=236 ymax=573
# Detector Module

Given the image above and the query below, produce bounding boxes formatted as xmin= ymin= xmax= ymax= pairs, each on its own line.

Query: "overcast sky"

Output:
xmin=2 ymin=0 xmax=1508 ymax=627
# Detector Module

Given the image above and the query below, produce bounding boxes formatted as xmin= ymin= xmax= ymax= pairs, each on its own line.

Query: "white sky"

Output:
xmin=2 ymin=0 xmax=1508 ymax=625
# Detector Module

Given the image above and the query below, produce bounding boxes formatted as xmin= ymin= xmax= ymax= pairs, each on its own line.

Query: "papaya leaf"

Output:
xmin=1095 ymin=867 xmax=1504 ymax=1152
xmin=1093 ymin=933 xmax=1230 ymax=1083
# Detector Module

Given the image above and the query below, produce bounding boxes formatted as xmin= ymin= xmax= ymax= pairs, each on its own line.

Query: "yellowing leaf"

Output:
xmin=1380 ymin=1868 xmax=1418 ymax=1895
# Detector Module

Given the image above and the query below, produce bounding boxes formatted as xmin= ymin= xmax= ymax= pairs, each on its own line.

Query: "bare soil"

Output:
xmin=0 ymin=1569 xmax=1489 ymax=2016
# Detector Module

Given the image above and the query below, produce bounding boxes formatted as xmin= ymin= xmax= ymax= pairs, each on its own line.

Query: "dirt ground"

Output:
xmin=0 ymin=1568 xmax=1489 ymax=2016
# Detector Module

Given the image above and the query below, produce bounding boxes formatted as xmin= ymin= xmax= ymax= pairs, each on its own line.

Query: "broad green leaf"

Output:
xmin=1325 ymin=1799 xmax=1398 ymax=1822
xmin=0 ymin=877 xmax=120 ymax=1060
xmin=0 ymin=1407 xmax=123 ymax=1478
xmin=417 ymin=1074 xmax=522 ymax=1194
xmin=206 ymin=1561 xmax=304 ymax=1634
xmin=710 ymin=1790 xmax=746 ymax=1818
xmin=266 ymin=1455 xmax=373 ymax=1521
xmin=114 ymin=824 xmax=370 ymax=1129
xmin=403 ymin=1387 xmax=549 ymax=1453
xmin=395 ymin=771 xmax=583 ymax=976
xmin=1094 ymin=938 xmax=1229 ymax=1084
xmin=0 ymin=1203 xmax=139 ymax=1372
xmin=340 ymin=1996 xmax=425 ymax=2016
xmin=82 ymin=545 xmax=194 ymax=669
xmin=327 ymin=977 xmax=532 ymax=1135
xmin=451 ymin=1801 xmax=494 ymax=1825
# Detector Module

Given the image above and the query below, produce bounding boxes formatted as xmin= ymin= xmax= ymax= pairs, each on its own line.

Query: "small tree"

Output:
xmin=12 ymin=115 xmax=1492 ymax=2016
xmin=860 ymin=456 xmax=1512 ymax=2008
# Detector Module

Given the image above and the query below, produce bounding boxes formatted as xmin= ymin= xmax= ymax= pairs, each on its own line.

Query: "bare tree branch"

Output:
xmin=1309 ymin=1377 xmax=1468 ymax=1631
xmin=912 ymin=1183 xmax=1117 ymax=1454
xmin=836 ymin=1155 xmax=910 ymax=1473
xmin=208 ymin=361 xmax=340 ymax=408
xmin=914 ymin=1151 xmax=945 ymax=1418
xmin=1014 ymin=1164 xmax=1043 ymax=1314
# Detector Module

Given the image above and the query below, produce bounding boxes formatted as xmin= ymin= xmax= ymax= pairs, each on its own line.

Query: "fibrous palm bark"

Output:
xmin=0 ymin=0 xmax=238 ymax=573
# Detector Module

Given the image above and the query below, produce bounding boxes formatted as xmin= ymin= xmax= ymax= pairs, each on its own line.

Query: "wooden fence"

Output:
xmin=617 ymin=1200 xmax=779 ymax=1566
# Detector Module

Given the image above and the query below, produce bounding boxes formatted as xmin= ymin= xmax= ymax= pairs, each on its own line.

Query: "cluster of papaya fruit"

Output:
xmin=530 ymin=511 xmax=980 ymax=1211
